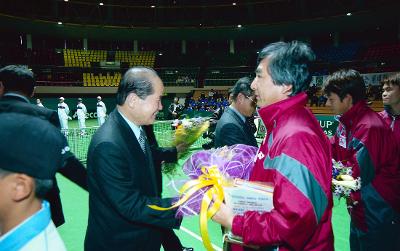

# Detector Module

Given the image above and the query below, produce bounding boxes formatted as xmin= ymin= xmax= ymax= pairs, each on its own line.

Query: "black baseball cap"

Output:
xmin=0 ymin=113 xmax=70 ymax=179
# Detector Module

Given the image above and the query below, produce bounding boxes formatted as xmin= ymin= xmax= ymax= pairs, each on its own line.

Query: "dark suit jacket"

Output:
xmin=85 ymin=109 xmax=180 ymax=251
xmin=143 ymin=125 xmax=177 ymax=197
xmin=214 ymin=107 xmax=258 ymax=148
xmin=0 ymin=94 xmax=88 ymax=226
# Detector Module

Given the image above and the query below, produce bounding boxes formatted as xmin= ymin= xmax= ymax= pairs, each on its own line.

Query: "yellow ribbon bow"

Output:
xmin=149 ymin=165 xmax=227 ymax=251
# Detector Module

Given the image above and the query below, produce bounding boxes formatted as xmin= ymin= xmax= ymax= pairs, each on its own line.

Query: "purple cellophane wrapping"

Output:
xmin=175 ymin=144 xmax=258 ymax=217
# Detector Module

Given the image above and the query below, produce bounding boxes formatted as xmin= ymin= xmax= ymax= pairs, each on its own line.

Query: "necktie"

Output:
xmin=138 ymin=129 xmax=147 ymax=154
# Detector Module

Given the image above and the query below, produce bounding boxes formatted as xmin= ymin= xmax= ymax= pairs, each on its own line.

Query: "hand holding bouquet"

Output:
xmin=332 ymin=159 xmax=361 ymax=199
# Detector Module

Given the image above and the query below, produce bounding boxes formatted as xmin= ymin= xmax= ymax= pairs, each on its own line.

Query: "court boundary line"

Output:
xmin=180 ymin=226 xmax=222 ymax=251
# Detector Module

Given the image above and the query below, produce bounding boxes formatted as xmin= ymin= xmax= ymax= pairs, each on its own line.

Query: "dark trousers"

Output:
xmin=350 ymin=220 xmax=400 ymax=251
xmin=161 ymin=229 xmax=183 ymax=251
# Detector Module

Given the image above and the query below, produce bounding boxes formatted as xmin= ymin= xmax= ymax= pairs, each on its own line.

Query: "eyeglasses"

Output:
xmin=245 ymin=95 xmax=257 ymax=106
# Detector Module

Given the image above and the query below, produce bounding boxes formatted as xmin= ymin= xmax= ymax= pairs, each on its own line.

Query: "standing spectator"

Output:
xmin=379 ymin=73 xmax=400 ymax=143
xmin=324 ymin=69 xmax=400 ymax=251
xmin=0 ymin=65 xmax=88 ymax=227
xmin=168 ymin=97 xmax=183 ymax=119
xmin=212 ymin=41 xmax=334 ymax=251
xmin=208 ymin=88 xmax=215 ymax=98
xmin=36 ymin=98 xmax=44 ymax=107
xmin=85 ymin=67 xmax=181 ymax=251
xmin=57 ymin=97 xmax=70 ymax=136
xmin=0 ymin=113 xmax=68 ymax=251
xmin=96 ymin=96 xmax=107 ymax=126
xmin=77 ymin=98 xmax=87 ymax=135
xmin=214 ymin=77 xmax=258 ymax=148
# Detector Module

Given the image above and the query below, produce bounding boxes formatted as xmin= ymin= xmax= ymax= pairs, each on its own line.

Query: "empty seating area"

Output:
xmin=64 ymin=49 xmax=107 ymax=67
xmin=157 ymin=67 xmax=199 ymax=86
xmin=28 ymin=49 xmax=64 ymax=66
xmin=204 ymin=66 xmax=253 ymax=86
xmin=361 ymin=43 xmax=400 ymax=61
xmin=315 ymin=43 xmax=361 ymax=63
xmin=115 ymin=51 xmax=155 ymax=68
xmin=83 ymin=72 xmax=121 ymax=87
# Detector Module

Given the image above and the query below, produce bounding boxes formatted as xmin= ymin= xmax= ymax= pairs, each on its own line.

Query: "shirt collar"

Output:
xmin=338 ymin=101 xmax=368 ymax=129
xmin=3 ymin=92 xmax=30 ymax=103
xmin=258 ymin=92 xmax=307 ymax=132
xmin=118 ymin=109 xmax=142 ymax=140
xmin=0 ymin=201 xmax=51 ymax=251
xmin=229 ymin=105 xmax=246 ymax=122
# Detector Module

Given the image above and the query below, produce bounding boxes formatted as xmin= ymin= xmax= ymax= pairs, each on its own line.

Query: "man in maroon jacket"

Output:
xmin=379 ymin=73 xmax=400 ymax=144
xmin=212 ymin=41 xmax=334 ymax=251
xmin=324 ymin=69 xmax=400 ymax=251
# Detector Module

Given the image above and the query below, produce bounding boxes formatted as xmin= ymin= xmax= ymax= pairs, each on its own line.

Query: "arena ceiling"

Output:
xmin=0 ymin=0 xmax=398 ymax=28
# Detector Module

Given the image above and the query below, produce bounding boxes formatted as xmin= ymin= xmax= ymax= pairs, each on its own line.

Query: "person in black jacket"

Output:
xmin=85 ymin=67 xmax=181 ymax=251
xmin=0 ymin=65 xmax=88 ymax=227
xmin=215 ymin=77 xmax=258 ymax=148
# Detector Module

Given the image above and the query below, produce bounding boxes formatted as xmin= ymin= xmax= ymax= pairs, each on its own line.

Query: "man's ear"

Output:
xmin=11 ymin=174 xmax=34 ymax=202
xmin=126 ymin=93 xmax=139 ymax=108
xmin=343 ymin=94 xmax=353 ymax=106
xmin=281 ymin=84 xmax=293 ymax=96
xmin=30 ymin=86 xmax=36 ymax=98
xmin=236 ymin=93 xmax=245 ymax=103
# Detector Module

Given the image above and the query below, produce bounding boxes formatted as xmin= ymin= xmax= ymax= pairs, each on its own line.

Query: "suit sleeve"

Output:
xmin=56 ymin=137 xmax=88 ymax=190
xmin=91 ymin=142 xmax=181 ymax=229
xmin=347 ymin=125 xmax=400 ymax=210
xmin=232 ymin=133 xmax=330 ymax=250
xmin=216 ymin=123 xmax=247 ymax=147
xmin=151 ymin=146 xmax=178 ymax=164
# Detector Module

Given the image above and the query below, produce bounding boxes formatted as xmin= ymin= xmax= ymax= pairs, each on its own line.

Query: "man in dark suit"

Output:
xmin=85 ymin=67 xmax=181 ymax=251
xmin=0 ymin=65 xmax=88 ymax=227
xmin=143 ymin=125 xmax=193 ymax=251
xmin=215 ymin=77 xmax=258 ymax=147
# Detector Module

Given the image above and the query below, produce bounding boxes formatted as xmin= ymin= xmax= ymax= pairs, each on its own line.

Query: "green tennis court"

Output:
xmin=58 ymin=119 xmax=350 ymax=251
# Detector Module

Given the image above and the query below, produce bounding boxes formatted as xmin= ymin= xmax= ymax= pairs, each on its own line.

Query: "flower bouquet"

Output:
xmin=332 ymin=159 xmax=361 ymax=199
xmin=150 ymin=144 xmax=258 ymax=251
xmin=162 ymin=117 xmax=210 ymax=176
xmin=177 ymin=144 xmax=258 ymax=216
xmin=172 ymin=117 xmax=210 ymax=147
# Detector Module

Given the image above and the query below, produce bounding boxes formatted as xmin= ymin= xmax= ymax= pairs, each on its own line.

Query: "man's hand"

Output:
xmin=211 ymin=198 xmax=234 ymax=231
xmin=176 ymin=142 xmax=189 ymax=154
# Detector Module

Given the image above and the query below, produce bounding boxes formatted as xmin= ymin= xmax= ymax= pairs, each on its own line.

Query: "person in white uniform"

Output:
xmin=76 ymin=98 xmax=87 ymax=135
xmin=96 ymin=95 xmax=107 ymax=126
xmin=0 ymin=113 xmax=68 ymax=251
xmin=36 ymin=98 xmax=44 ymax=107
xmin=57 ymin=97 xmax=70 ymax=136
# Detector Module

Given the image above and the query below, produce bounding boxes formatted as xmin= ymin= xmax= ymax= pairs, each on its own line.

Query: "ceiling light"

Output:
xmin=58 ymin=21 xmax=63 ymax=25
xmin=99 ymin=2 xmax=104 ymax=6
xmin=64 ymin=0 xmax=69 ymax=2
xmin=346 ymin=12 xmax=352 ymax=16
xmin=151 ymin=5 xmax=156 ymax=8
xmin=158 ymin=52 xmax=163 ymax=56
xmin=237 ymin=24 xmax=242 ymax=28
xmin=232 ymin=2 xmax=236 ymax=5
